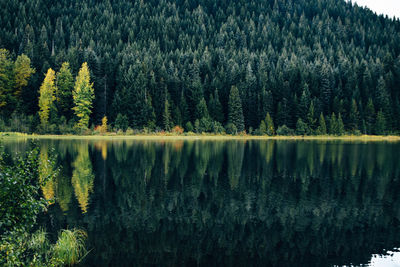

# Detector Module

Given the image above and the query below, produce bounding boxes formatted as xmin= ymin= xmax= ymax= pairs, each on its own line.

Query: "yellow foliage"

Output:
xmin=72 ymin=62 xmax=94 ymax=129
xmin=38 ymin=68 xmax=56 ymax=125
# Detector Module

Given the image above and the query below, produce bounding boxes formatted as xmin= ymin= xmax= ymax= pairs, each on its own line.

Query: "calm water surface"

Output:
xmin=3 ymin=138 xmax=400 ymax=266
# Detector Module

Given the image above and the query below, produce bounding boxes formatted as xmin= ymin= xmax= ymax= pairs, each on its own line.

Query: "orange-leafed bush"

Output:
xmin=172 ymin=125 xmax=184 ymax=135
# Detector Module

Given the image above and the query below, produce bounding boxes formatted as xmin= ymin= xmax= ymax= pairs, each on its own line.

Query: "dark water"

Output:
xmin=3 ymin=138 xmax=400 ymax=266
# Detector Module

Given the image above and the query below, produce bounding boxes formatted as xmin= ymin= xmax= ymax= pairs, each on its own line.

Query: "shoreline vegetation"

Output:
xmin=1 ymin=132 xmax=400 ymax=142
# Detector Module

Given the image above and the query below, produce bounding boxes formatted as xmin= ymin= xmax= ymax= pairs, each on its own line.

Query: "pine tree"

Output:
xmin=196 ymin=98 xmax=209 ymax=120
xmin=337 ymin=113 xmax=345 ymax=136
xmin=348 ymin=99 xmax=360 ymax=132
xmin=163 ymin=98 xmax=172 ymax=131
xmin=228 ymin=86 xmax=245 ymax=132
xmin=365 ymin=98 xmax=376 ymax=134
xmin=56 ymin=62 xmax=74 ymax=119
xmin=38 ymin=68 xmax=56 ymax=126
xmin=316 ymin=113 xmax=327 ymax=135
xmin=0 ymin=49 xmax=15 ymax=112
xmin=329 ymin=113 xmax=338 ymax=135
xmin=307 ymin=100 xmax=317 ymax=131
xmin=258 ymin=120 xmax=267 ymax=135
xmin=72 ymin=62 xmax=94 ymax=129
xmin=209 ymin=89 xmax=224 ymax=122
xmin=375 ymin=110 xmax=387 ymax=135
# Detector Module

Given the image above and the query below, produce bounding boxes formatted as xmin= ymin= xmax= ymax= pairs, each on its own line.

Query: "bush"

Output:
xmin=212 ymin=121 xmax=225 ymax=134
xmin=172 ymin=125 xmax=184 ymax=135
xmin=277 ymin=125 xmax=295 ymax=136
xmin=295 ymin=118 xmax=309 ymax=136
xmin=114 ymin=113 xmax=128 ymax=132
xmin=126 ymin=127 xmax=134 ymax=135
xmin=225 ymin=123 xmax=237 ymax=135
xmin=185 ymin=121 xmax=194 ymax=132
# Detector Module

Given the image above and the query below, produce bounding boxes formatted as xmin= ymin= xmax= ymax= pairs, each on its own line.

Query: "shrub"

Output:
xmin=212 ymin=121 xmax=225 ymax=134
xmin=114 ymin=113 xmax=128 ymax=132
xmin=225 ymin=123 xmax=237 ymax=135
xmin=172 ymin=125 xmax=184 ymax=135
xmin=277 ymin=125 xmax=295 ymax=136
xmin=185 ymin=121 xmax=194 ymax=132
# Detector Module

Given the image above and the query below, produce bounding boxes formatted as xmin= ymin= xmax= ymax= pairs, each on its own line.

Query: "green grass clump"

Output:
xmin=52 ymin=229 xmax=88 ymax=265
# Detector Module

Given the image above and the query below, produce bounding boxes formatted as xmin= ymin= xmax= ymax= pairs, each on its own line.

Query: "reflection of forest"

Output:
xmin=5 ymin=139 xmax=400 ymax=266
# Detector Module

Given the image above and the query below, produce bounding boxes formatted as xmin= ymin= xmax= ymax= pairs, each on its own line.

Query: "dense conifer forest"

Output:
xmin=1 ymin=0 xmax=400 ymax=135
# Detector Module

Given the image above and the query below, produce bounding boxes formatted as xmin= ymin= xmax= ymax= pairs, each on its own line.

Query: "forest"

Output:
xmin=1 ymin=0 xmax=400 ymax=135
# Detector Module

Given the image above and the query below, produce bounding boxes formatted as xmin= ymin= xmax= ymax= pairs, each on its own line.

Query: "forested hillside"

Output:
xmin=1 ymin=0 xmax=400 ymax=134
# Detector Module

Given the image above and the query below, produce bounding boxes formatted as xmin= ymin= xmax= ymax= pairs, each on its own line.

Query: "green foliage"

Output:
xmin=56 ymin=62 xmax=74 ymax=119
xmin=316 ymin=113 xmax=327 ymax=135
xmin=163 ymin=98 xmax=172 ymax=131
xmin=276 ymin=125 xmax=295 ymax=136
xmin=185 ymin=121 xmax=194 ymax=132
xmin=228 ymin=86 xmax=244 ymax=132
xmin=14 ymin=54 xmax=35 ymax=98
xmin=296 ymin=118 xmax=309 ymax=136
xmin=1 ymin=0 xmax=400 ymax=135
xmin=375 ymin=110 xmax=387 ymax=135
xmin=225 ymin=123 xmax=237 ymax=135
xmin=115 ymin=113 xmax=128 ymax=132
xmin=53 ymin=229 xmax=88 ymax=265
xmin=265 ymin=113 xmax=275 ymax=136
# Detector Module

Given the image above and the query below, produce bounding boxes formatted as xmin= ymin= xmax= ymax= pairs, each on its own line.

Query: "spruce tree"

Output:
xmin=365 ymin=98 xmax=376 ymax=134
xmin=329 ymin=113 xmax=338 ymax=135
xmin=228 ymin=86 xmax=244 ymax=132
xmin=56 ymin=62 xmax=74 ymax=119
xmin=337 ymin=113 xmax=345 ymax=136
xmin=72 ymin=62 xmax=94 ymax=130
xmin=375 ymin=110 xmax=387 ymax=135
xmin=163 ymin=98 xmax=172 ymax=131
xmin=317 ymin=113 xmax=327 ymax=135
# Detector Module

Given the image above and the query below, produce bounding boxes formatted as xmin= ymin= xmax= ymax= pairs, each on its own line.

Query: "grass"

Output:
xmin=52 ymin=229 xmax=88 ymax=265
xmin=1 ymin=132 xmax=400 ymax=141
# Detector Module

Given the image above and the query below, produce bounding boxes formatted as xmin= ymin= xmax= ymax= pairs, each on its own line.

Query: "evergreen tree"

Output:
xmin=209 ymin=89 xmax=224 ymax=122
xmin=56 ymin=62 xmax=74 ymax=119
xmin=307 ymin=100 xmax=317 ymax=132
xmin=337 ymin=113 xmax=345 ymax=136
xmin=329 ymin=113 xmax=338 ymax=135
xmin=296 ymin=118 xmax=309 ymax=136
xmin=163 ymin=98 xmax=172 ymax=131
xmin=258 ymin=120 xmax=267 ymax=135
xmin=348 ymin=99 xmax=360 ymax=132
xmin=365 ymin=98 xmax=376 ymax=134
xmin=228 ymin=86 xmax=244 ymax=132
xmin=375 ymin=110 xmax=387 ymax=135
xmin=72 ymin=62 xmax=94 ymax=129
xmin=316 ymin=113 xmax=327 ymax=135
xmin=0 ymin=49 xmax=15 ymax=113
xmin=38 ymin=68 xmax=56 ymax=126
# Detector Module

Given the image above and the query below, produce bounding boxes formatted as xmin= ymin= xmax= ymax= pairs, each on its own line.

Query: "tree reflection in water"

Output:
xmin=3 ymin=139 xmax=400 ymax=266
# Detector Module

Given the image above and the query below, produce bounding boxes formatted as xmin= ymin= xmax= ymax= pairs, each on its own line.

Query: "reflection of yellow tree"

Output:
xmin=39 ymin=148 xmax=55 ymax=204
xmin=94 ymin=141 xmax=107 ymax=160
xmin=71 ymin=145 xmax=94 ymax=213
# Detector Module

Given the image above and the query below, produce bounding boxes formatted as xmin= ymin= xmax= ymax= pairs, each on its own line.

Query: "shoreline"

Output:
xmin=1 ymin=133 xmax=400 ymax=142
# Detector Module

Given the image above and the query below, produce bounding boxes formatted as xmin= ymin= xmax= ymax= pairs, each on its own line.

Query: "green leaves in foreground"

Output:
xmin=0 ymin=144 xmax=88 ymax=266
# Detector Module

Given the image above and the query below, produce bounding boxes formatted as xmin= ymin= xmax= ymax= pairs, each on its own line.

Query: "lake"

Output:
xmin=2 ymin=138 xmax=400 ymax=266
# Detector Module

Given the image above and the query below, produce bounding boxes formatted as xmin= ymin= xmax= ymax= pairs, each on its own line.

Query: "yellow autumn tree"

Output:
xmin=14 ymin=54 xmax=35 ymax=97
xmin=72 ymin=62 xmax=94 ymax=130
xmin=71 ymin=144 xmax=94 ymax=213
xmin=38 ymin=68 xmax=56 ymax=125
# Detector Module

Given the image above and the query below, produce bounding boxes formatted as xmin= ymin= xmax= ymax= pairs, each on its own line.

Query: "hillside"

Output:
xmin=0 ymin=0 xmax=400 ymax=134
